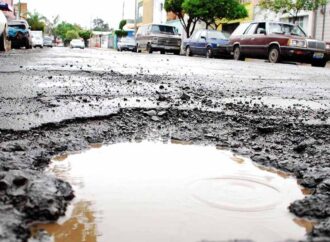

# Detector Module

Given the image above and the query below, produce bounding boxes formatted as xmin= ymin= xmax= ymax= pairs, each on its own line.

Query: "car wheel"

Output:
xmin=311 ymin=60 xmax=327 ymax=68
xmin=186 ymin=46 xmax=192 ymax=57
xmin=25 ymin=39 xmax=31 ymax=49
xmin=268 ymin=46 xmax=280 ymax=63
xmin=174 ymin=50 xmax=180 ymax=55
xmin=206 ymin=47 xmax=213 ymax=58
xmin=147 ymin=43 xmax=153 ymax=54
xmin=233 ymin=46 xmax=244 ymax=61
xmin=160 ymin=50 xmax=165 ymax=55
xmin=0 ymin=30 xmax=10 ymax=52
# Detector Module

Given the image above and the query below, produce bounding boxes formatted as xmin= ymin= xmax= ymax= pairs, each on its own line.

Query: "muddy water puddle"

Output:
xmin=31 ymin=142 xmax=311 ymax=242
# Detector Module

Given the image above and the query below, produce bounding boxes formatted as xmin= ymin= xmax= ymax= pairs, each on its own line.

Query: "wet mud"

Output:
xmin=0 ymin=48 xmax=330 ymax=242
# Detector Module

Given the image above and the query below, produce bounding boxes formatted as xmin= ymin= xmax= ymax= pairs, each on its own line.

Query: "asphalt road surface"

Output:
xmin=0 ymin=47 xmax=330 ymax=242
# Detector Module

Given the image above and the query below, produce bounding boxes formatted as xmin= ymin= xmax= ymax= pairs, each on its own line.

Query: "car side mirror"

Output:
xmin=201 ymin=36 xmax=206 ymax=40
xmin=259 ymin=29 xmax=266 ymax=35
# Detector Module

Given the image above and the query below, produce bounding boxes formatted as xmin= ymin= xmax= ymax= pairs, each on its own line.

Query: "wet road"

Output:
xmin=1 ymin=47 xmax=330 ymax=242
xmin=0 ymin=47 xmax=329 ymax=130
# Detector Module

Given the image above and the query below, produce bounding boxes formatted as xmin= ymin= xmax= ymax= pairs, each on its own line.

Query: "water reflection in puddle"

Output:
xmin=31 ymin=142 xmax=311 ymax=242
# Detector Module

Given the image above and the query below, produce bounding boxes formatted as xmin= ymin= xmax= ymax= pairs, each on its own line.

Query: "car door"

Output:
xmin=240 ymin=23 xmax=258 ymax=57
xmin=196 ymin=30 xmax=207 ymax=55
xmin=252 ymin=22 xmax=268 ymax=58
xmin=189 ymin=30 xmax=201 ymax=54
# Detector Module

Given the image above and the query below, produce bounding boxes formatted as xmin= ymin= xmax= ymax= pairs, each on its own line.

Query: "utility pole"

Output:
xmin=321 ymin=3 xmax=327 ymax=40
xmin=18 ymin=0 xmax=21 ymax=19
xmin=122 ymin=0 xmax=125 ymax=20
xmin=134 ymin=0 xmax=138 ymax=33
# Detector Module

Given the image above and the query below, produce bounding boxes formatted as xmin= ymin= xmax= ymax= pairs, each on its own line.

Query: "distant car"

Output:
xmin=8 ymin=19 xmax=32 ymax=49
xmin=117 ymin=37 xmax=136 ymax=52
xmin=0 ymin=10 xmax=9 ymax=51
xmin=183 ymin=30 xmax=230 ymax=58
xmin=136 ymin=24 xmax=181 ymax=55
xmin=43 ymin=36 xmax=53 ymax=47
xmin=31 ymin=32 xmax=43 ymax=48
xmin=229 ymin=21 xmax=330 ymax=67
xmin=70 ymin=39 xmax=85 ymax=49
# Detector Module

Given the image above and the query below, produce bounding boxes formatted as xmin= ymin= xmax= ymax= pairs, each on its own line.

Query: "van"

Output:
xmin=136 ymin=24 xmax=181 ymax=55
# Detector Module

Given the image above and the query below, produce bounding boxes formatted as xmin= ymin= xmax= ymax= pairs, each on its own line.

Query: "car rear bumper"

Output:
xmin=280 ymin=47 xmax=329 ymax=63
xmin=151 ymin=44 xmax=180 ymax=52
xmin=119 ymin=45 xmax=136 ymax=50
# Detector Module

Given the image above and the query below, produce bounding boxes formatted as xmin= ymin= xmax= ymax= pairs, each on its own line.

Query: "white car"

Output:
xmin=0 ymin=10 xmax=9 ymax=51
xmin=31 ymin=31 xmax=44 ymax=48
xmin=70 ymin=39 xmax=85 ymax=49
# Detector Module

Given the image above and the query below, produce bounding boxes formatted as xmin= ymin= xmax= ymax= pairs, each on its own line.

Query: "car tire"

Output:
xmin=268 ymin=46 xmax=281 ymax=63
xmin=206 ymin=47 xmax=213 ymax=58
xmin=186 ymin=46 xmax=192 ymax=57
xmin=160 ymin=50 xmax=165 ymax=55
xmin=311 ymin=60 xmax=327 ymax=68
xmin=0 ymin=29 xmax=10 ymax=52
xmin=174 ymin=50 xmax=180 ymax=55
xmin=233 ymin=46 xmax=244 ymax=61
xmin=147 ymin=43 xmax=153 ymax=54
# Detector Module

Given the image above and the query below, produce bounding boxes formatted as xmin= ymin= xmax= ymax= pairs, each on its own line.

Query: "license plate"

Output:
xmin=313 ymin=52 xmax=324 ymax=59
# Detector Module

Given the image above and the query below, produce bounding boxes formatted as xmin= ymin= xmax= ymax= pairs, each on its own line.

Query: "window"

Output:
xmin=255 ymin=22 xmax=266 ymax=34
xmin=191 ymin=31 xmax=201 ymax=40
xmin=207 ymin=31 xmax=226 ymax=39
xmin=151 ymin=25 xmax=176 ymax=35
xmin=200 ymin=30 xmax=207 ymax=39
xmin=231 ymin=23 xmax=250 ymax=36
xmin=268 ymin=23 xmax=306 ymax=37
xmin=244 ymin=23 xmax=258 ymax=35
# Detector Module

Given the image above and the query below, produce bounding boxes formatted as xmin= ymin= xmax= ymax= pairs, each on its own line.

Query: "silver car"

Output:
xmin=136 ymin=24 xmax=181 ymax=55
xmin=70 ymin=39 xmax=85 ymax=49
xmin=117 ymin=37 xmax=136 ymax=52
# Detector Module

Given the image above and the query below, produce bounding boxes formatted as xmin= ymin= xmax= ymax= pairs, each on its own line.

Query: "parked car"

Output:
xmin=117 ymin=37 xmax=136 ymax=52
xmin=229 ymin=21 xmax=330 ymax=67
xmin=0 ymin=9 xmax=10 ymax=51
xmin=8 ymin=19 xmax=32 ymax=49
xmin=31 ymin=30 xmax=43 ymax=48
xmin=70 ymin=39 xmax=85 ymax=49
xmin=136 ymin=24 xmax=181 ymax=55
xmin=43 ymin=36 xmax=54 ymax=47
xmin=183 ymin=30 xmax=230 ymax=58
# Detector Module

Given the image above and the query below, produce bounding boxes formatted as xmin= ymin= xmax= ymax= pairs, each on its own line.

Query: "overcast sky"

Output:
xmin=15 ymin=0 xmax=136 ymax=29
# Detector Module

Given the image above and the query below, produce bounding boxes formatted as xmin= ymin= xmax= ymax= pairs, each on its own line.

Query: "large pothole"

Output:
xmin=30 ymin=141 xmax=312 ymax=242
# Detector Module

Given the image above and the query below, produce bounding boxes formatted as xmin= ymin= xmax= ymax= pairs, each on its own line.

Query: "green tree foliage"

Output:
xmin=79 ymin=30 xmax=92 ymax=46
xmin=27 ymin=11 xmax=46 ymax=31
xmin=165 ymin=0 xmax=198 ymax=37
xmin=115 ymin=19 xmax=128 ymax=38
xmin=165 ymin=0 xmax=248 ymax=37
xmin=259 ymin=0 xmax=328 ymax=21
xmin=93 ymin=18 xmax=110 ymax=31
xmin=65 ymin=30 xmax=79 ymax=42
xmin=188 ymin=0 xmax=248 ymax=29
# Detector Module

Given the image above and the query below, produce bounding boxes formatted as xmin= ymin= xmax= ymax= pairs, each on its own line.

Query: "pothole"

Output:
xmin=30 ymin=142 xmax=312 ymax=242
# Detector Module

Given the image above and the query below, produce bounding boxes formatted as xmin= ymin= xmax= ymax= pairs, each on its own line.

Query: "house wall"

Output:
xmin=315 ymin=4 xmax=330 ymax=41
xmin=142 ymin=0 xmax=154 ymax=24
xmin=153 ymin=0 xmax=166 ymax=24
xmin=2 ymin=0 xmax=15 ymax=20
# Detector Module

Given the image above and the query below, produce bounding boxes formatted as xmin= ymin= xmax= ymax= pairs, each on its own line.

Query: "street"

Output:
xmin=0 ymin=47 xmax=330 ymax=242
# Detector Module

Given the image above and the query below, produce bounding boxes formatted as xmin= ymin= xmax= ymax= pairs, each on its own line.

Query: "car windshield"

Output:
xmin=207 ymin=31 xmax=227 ymax=39
xmin=9 ymin=24 xmax=26 ymax=30
xmin=268 ymin=23 xmax=306 ymax=37
xmin=151 ymin=25 xmax=177 ymax=35
xmin=121 ymin=38 xmax=135 ymax=43
xmin=231 ymin=23 xmax=250 ymax=36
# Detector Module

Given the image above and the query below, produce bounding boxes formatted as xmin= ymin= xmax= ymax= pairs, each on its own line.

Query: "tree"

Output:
xmin=195 ymin=0 xmax=248 ymax=29
xmin=165 ymin=0 xmax=200 ymax=37
xmin=54 ymin=21 xmax=81 ymax=45
xmin=93 ymin=18 xmax=110 ymax=31
xmin=79 ymin=30 xmax=92 ymax=47
xmin=259 ymin=0 xmax=328 ymax=22
xmin=115 ymin=19 xmax=128 ymax=38
xmin=27 ymin=11 xmax=46 ymax=31
xmin=65 ymin=30 xmax=79 ymax=42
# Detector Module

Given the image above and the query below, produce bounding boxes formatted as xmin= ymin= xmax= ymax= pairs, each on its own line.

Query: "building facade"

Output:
xmin=314 ymin=4 xmax=330 ymax=41
xmin=2 ymin=0 xmax=15 ymax=20
xmin=137 ymin=0 xmax=167 ymax=25
xmin=14 ymin=2 xmax=28 ymax=19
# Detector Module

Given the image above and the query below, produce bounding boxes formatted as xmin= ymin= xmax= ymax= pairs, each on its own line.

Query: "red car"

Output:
xmin=229 ymin=21 xmax=330 ymax=67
